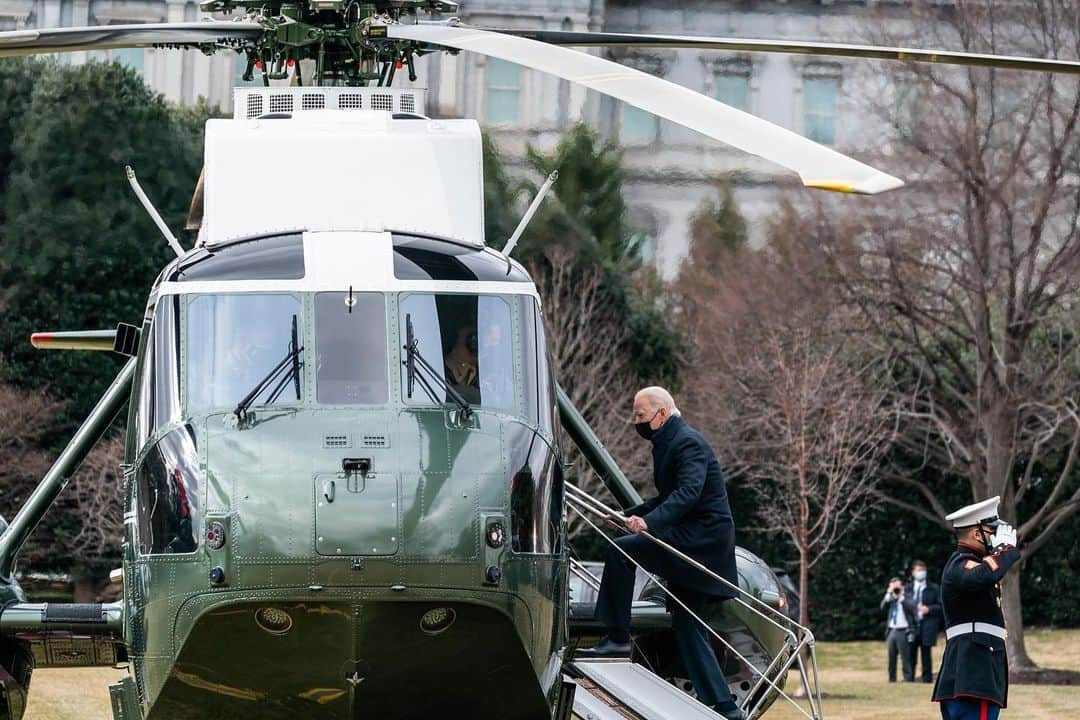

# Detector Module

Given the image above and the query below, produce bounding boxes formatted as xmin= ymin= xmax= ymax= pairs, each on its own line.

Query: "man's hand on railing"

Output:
xmin=604 ymin=513 xmax=627 ymax=531
xmin=626 ymin=516 xmax=649 ymax=534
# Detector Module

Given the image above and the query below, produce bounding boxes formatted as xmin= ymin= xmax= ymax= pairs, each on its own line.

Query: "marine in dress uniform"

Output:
xmin=580 ymin=387 xmax=743 ymax=720
xmin=932 ymin=496 xmax=1021 ymax=720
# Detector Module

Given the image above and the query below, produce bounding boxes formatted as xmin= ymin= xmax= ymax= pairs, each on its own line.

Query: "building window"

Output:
xmin=485 ymin=58 xmax=520 ymax=125
xmin=111 ymin=48 xmax=145 ymax=74
xmin=803 ymin=76 xmax=839 ymax=145
xmin=620 ymin=105 xmax=659 ymax=144
xmin=714 ymin=72 xmax=750 ymax=111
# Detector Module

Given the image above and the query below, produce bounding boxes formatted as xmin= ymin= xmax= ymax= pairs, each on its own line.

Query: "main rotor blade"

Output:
xmin=0 ymin=22 xmax=263 ymax=59
xmin=477 ymin=28 xmax=1080 ymax=75
xmin=389 ymin=23 xmax=902 ymax=194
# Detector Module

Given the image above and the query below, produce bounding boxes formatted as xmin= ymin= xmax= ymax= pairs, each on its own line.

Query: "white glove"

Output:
xmin=991 ymin=522 xmax=1017 ymax=548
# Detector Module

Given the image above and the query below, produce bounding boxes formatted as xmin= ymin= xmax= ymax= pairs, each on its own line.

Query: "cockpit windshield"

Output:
xmin=399 ymin=294 xmax=517 ymax=411
xmin=168 ymin=290 xmax=549 ymax=426
xmin=186 ymin=293 xmax=305 ymax=412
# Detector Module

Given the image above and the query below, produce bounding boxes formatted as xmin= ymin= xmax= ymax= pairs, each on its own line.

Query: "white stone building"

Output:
xmin=0 ymin=0 xmax=243 ymax=108
xmin=433 ymin=0 xmax=910 ymax=277
xmin=4 ymin=0 xmax=911 ymax=277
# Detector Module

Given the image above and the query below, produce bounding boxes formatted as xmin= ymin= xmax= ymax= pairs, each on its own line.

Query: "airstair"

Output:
xmin=561 ymin=482 xmax=825 ymax=720
xmin=568 ymin=658 xmax=725 ymax=720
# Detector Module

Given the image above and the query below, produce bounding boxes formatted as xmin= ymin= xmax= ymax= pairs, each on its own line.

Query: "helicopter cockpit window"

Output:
xmin=134 ymin=296 xmax=181 ymax=451
xmin=315 ymin=292 xmax=388 ymax=404
xmin=136 ymin=424 xmax=200 ymax=555
xmin=399 ymin=294 xmax=517 ymax=411
xmin=392 ymin=234 xmax=531 ymax=283
xmin=521 ymin=298 xmax=558 ymax=439
xmin=185 ymin=294 xmax=305 ymax=412
xmin=173 ymin=233 xmax=305 ymax=282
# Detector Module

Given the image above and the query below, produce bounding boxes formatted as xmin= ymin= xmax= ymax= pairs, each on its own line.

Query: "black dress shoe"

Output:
xmin=576 ymin=637 xmax=632 ymax=658
xmin=711 ymin=706 xmax=746 ymax=720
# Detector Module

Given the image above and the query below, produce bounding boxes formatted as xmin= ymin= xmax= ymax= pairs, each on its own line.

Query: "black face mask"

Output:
xmin=635 ymin=409 xmax=661 ymax=440
xmin=976 ymin=525 xmax=995 ymax=553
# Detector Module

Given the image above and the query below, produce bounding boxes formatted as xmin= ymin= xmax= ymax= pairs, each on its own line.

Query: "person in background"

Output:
xmin=881 ymin=575 xmax=917 ymax=682
xmin=908 ymin=559 xmax=943 ymax=683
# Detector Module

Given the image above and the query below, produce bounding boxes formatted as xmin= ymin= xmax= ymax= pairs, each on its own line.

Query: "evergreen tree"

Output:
xmin=499 ymin=123 xmax=683 ymax=385
xmin=0 ymin=58 xmax=49 ymax=239
xmin=687 ymin=181 xmax=747 ymax=267
xmin=520 ymin=123 xmax=629 ymax=264
xmin=0 ymin=62 xmax=209 ymax=423
xmin=481 ymin=131 xmax=521 ymax=247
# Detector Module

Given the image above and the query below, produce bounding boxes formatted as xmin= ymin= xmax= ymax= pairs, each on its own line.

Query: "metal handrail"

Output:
xmin=565 ymin=482 xmax=825 ymax=720
xmin=565 ymin=479 xmax=825 ymax=715
xmin=566 ymin=482 xmax=803 ymax=640
xmin=566 ymin=496 xmax=821 ymax=720
xmin=570 ymin=557 xmax=602 ymax=592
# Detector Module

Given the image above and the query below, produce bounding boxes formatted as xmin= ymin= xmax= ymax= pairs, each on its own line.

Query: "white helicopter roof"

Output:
xmin=200 ymin=88 xmax=485 ymax=248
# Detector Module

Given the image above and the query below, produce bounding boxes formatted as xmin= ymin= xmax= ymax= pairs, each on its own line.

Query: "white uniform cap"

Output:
xmin=945 ymin=496 xmax=1003 ymax=528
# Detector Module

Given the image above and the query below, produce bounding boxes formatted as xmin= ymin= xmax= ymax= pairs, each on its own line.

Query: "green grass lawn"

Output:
xmin=764 ymin=627 xmax=1080 ymax=720
xmin=23 ymin=629 xmax=1080 ymax=719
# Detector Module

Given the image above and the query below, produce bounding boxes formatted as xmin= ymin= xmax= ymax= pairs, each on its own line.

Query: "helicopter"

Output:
xmin=1 ymin=1 xmax=1078 ymax=719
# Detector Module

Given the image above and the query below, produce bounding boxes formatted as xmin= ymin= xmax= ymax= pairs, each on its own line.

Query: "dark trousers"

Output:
xmin=910 ymin=640 xmax=934 ymax=682
xmin=886 ymin=628 xmax=913 ymax=681
xmin=594 ymin=534 xmax=737 ymax=711
xmin=940 ymin=698 xmax=1000 ymax=720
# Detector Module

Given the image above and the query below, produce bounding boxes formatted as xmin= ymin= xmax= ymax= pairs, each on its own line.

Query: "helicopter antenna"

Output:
xmin=502 ymin=170 xmax=558 ymax=266
xmin=125 ymin=165 xmax=185 ymax=258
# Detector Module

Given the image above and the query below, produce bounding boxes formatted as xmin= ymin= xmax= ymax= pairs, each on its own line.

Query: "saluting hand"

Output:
xmin=626 ymin=516 xmax=648 ymax=534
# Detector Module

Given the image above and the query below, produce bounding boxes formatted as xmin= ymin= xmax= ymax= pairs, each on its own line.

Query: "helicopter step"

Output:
xmin=0 ymin=602 xmax=123 ymax=667
xmin=567 ymin=658 xmax=723 ymax=720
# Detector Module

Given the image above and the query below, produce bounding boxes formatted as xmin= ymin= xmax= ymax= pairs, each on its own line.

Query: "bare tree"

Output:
xmin=66 ymin=435 xmax=125 ymax=569
xmin=533 ymin=248 xmax=652 ymax=534
xmin=804 ymin=0 xmax=1080 ymax=668
xmin=680 ymin=233 xmax=895 ymax=627
xmin=0 ymin=382 xmax=124 ymax=597
xmin=727 ymin=327 xmax=894 ymax=627
xmin=0 ymin=383 xmax=63 ymax=520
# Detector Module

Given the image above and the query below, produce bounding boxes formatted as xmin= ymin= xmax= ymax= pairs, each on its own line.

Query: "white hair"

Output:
xmin=635 ymin=386 xmax=680 ymax=416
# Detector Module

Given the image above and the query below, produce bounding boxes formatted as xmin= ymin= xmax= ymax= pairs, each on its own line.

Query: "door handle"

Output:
xmin=323 ymin=479 xmax=336 ymax=503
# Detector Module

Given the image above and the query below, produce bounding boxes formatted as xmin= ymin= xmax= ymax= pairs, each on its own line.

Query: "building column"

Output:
xmin=154 ymin=0 xmax=187 ymax=103
xmin=70 ymin=0 xmax=89 ymax=65
xmin=436 ymin=52 xmax=460 ymax=118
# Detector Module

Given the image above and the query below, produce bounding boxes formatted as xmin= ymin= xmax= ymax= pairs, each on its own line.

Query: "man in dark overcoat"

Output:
xmin=580 ymin=386 xmax=742 ymax=720
xmin=932 ymin=496 xmax=1020 ymax=720
xmin=907 ymin=559 xmax=943 ymax=683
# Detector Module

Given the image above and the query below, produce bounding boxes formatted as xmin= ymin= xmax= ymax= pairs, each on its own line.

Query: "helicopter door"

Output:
xmin=314 ymin=471 xmax=399 ymax=556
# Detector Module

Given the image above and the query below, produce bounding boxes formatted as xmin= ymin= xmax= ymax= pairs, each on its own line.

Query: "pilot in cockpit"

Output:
xmin=444 ymin=323 xmax=480 ymax=401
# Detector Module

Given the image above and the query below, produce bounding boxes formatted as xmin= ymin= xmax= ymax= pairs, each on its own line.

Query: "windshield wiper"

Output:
xmin=234 ymin=314 xmax=304 ymax=422
xmin=402 ymin=313 xmax=472 ymax=419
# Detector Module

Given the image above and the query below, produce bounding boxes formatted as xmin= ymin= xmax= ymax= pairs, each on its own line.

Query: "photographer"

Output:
xmin=881 ymin=576 xmax=917 ymax=682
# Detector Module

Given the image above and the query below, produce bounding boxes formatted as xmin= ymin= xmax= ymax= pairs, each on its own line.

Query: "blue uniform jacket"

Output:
xmin=932 ymin=542 xmax=1021 ymax=708
xmin=626 ymin=415 xmax=738 ymax=598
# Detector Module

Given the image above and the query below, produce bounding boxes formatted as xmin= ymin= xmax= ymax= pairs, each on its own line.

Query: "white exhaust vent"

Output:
xmin=234 ymin=88 xmax=428 ymax=120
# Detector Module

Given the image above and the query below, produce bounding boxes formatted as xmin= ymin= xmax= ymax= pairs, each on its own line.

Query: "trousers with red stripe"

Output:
xmin=940 ymin=698 xmax=1000 ymax=720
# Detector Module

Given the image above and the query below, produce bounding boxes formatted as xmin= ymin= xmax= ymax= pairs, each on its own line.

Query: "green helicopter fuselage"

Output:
xmin=117 ymin=230 xmax=567 ymax=719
